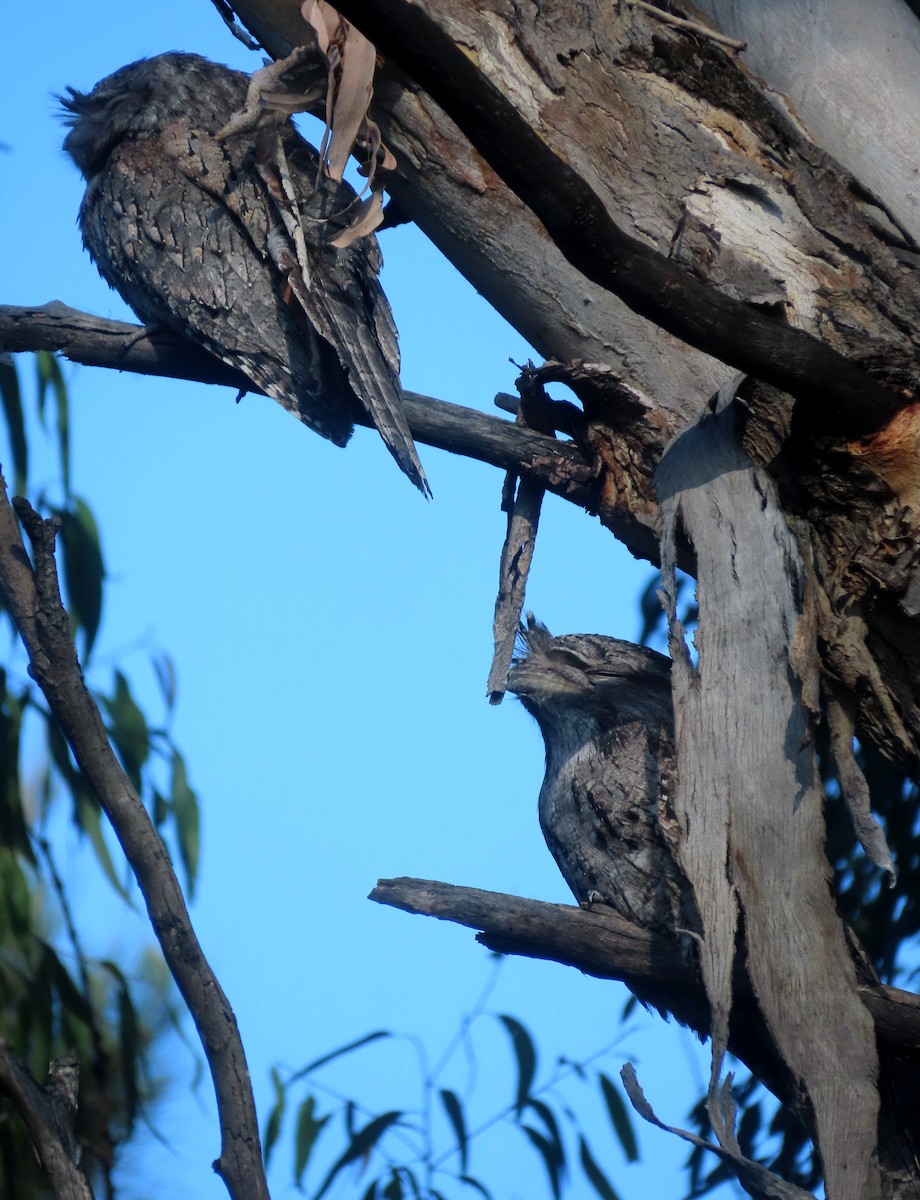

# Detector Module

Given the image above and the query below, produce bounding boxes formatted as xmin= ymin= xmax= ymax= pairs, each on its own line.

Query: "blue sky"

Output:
xmin=3 ymin=5 xmax=722 ymax=1198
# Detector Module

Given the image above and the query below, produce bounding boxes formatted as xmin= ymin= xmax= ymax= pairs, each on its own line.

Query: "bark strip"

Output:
xmin=656 ymin=407 xmax=881 ymax=1200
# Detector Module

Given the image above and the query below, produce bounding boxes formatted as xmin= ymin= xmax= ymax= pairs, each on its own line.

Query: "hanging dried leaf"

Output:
xmin=326 ymin=22 xmax=377 ymax=182
xmin=330 ymin=193 xmax=384 ymax=247
xmin=302 ymin=0 xmax=333 ymax=54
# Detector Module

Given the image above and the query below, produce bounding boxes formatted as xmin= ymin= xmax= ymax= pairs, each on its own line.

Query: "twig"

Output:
xmin=624 ymin=1 xmax=747 ymax=51
xmin=0 ymin=482 xmax=270 ymax=1200
xmin=0 ymin=303 xmax=590 ymax=479
xmin=208 ymin=0 xmax=262 ymax=50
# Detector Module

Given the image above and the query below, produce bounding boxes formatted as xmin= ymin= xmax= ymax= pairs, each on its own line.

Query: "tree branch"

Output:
xmin=369 ymin=877 xmax=920 ymax=1069
xmin=0 ymin=480 xmax=270 ymax=1200
xmin=0 ymin=1045 xmax=92 ymax=1200
xmin=0 ymin=302 xmax=662 ymax=559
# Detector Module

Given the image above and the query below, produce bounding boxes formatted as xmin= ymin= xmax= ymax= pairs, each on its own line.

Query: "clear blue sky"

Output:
xmin=3 ymin=5 xmax=725 ymax=1198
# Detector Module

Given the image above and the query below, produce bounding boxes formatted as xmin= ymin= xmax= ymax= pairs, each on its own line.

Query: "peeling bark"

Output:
xmin=658 ymin=405 xmax=881 ymax=1199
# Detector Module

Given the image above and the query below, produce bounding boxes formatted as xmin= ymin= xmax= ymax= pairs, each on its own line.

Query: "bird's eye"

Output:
xmin=551 ymin=649 xmax=591 ymax=673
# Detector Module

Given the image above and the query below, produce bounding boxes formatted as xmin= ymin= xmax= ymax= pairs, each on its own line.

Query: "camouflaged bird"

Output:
xmin=509 ymin=617 xmax=697 ymax=938
xmin=61 ymin=52 xmax=429 ymax=495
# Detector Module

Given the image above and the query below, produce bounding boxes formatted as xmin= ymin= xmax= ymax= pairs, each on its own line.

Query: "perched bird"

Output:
xmin=60 ymin=52 xmax=429 ymax=494
xmin=508 ymin=617 xmax=697 ymax=937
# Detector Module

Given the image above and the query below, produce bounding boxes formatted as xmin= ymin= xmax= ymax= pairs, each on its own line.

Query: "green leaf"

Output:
xmin=558 ymin=1054 xmax=586 ymax=1081
xmin=170 ymin=749 xmax=200 ymax=896
xmin=152 ymin=652 xmax=177 ymax=714
xmin=521 ymin=1125 xmax=564 ymax=1200
xmin=0 ymin=679 xmax=33 ymax=862
xmin=619 ymin=994 xmax=639 ymax=1021
xmin=525 ymin=1097 xmax=563 ymax=1153
xmin=35 ymin=351 xmax=70 ymax=496
xmin=578 ymin=1136 xmax=623 ymax=1200
xmin=294 ymin=1096 xmax=332 ymax=1187
xmin=263 ymin=1066 xmax=287 ymax=1165
xmin=737 ymin=1099 xmax=762 ymax=1158
xmin=44 ymin=715 xmax=130 ymax=900
xmin=289 ymin=1031 xmax=391 ymax=1082
xmin=312 ymin=1111 xmax=402 ymax=1200
xmin=0 ymin=847 xmax=33 ymax=937
xmin=97 ymin=958 xmax=144 ymax=1128
xmin=598 ymin=1073 xmax=639 ymax=1163
xmin=152 ymin=787 xmax=169 ymax=828
xmin=638 ymin=571 xmax=665 ymax=645
xmin=117 ymin=974 xmax=141 ymax=1127
xmin=381 ymin=1171 xmax=402 ymax=1200
xmin=497 ymin=1013 xmax=537 ymax=1116
xmin=395 ymin=1166 xmax=421 ymax=1200
xmin=0 ymin=358 xmax=28 ymax=494
xmin=459 ymin=1176 xmax=493 ymax=1200
xmin=101 ymin=670 xmax=149 ymax=790
xmin=438 ymin=1088 xmax=468 ymax=1174
xmin=39 ymin=941 xmax=92 ymax=1023
xmin=75 ymin=786 xmax=130 ymax=902
xmin=56 ymin=497 xmax=105 ymax=662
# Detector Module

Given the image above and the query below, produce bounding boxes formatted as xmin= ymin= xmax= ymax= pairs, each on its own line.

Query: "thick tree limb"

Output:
xmin=374 ymin=871 xmax=920 ymax=1189
xmin=0 ymin=480 xmax=270 ymax=1200
xmin=0 ymin=302 xmax=249 ymax=390
xmin=220 ymin=4 xmax=920 ymax=774
xmin=334 ymin=0 xmax=909 ymax=436
xmin=223 ymin=2 xmax=920 ymax=446
xmin=369 ymin=877 xmax=920 ymax=1060
xmin=0 ymin=1045 xmax=92 ymax=1200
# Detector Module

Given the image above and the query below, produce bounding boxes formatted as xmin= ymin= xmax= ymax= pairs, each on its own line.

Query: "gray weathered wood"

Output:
xmin=694 ymin=0 xmax=920 ymax=244
xmin=657 ymin=406 xmax=881 ymax=1200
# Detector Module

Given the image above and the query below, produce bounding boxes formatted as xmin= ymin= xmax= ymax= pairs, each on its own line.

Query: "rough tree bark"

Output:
xmin=2 ymin=0 xmax=919 ymax=1196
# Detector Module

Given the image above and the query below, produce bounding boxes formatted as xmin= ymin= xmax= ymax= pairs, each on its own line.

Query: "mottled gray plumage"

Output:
xmin=509 ymin=617 xmax=696 ymax=937
xmin=61 ymin=52 xmax=429 ymax=494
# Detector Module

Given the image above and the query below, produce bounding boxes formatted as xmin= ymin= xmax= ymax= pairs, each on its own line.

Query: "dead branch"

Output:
xmin=625 ymin=0 xmax=746 ymax=49
xmin=0 ymin=479 xmax=270 ymax=1200
xmin=370 ymin=876 xmax=920 ymax=1067
xmin=0 ymin=304 xmax=664 ymax=557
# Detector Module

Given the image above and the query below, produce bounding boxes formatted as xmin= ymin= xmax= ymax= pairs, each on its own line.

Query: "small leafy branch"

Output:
xmin=263 ymin=960 xmax=641 ymax=1200
xmin=0 ymin=353 xmax=200 ymax=1194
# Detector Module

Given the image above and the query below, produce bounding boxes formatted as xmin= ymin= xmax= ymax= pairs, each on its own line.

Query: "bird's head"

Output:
xmin=508 ymin=614 xmax=672 ymax=747
xmin=60 ymin=53 xmax=242 ymax=179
